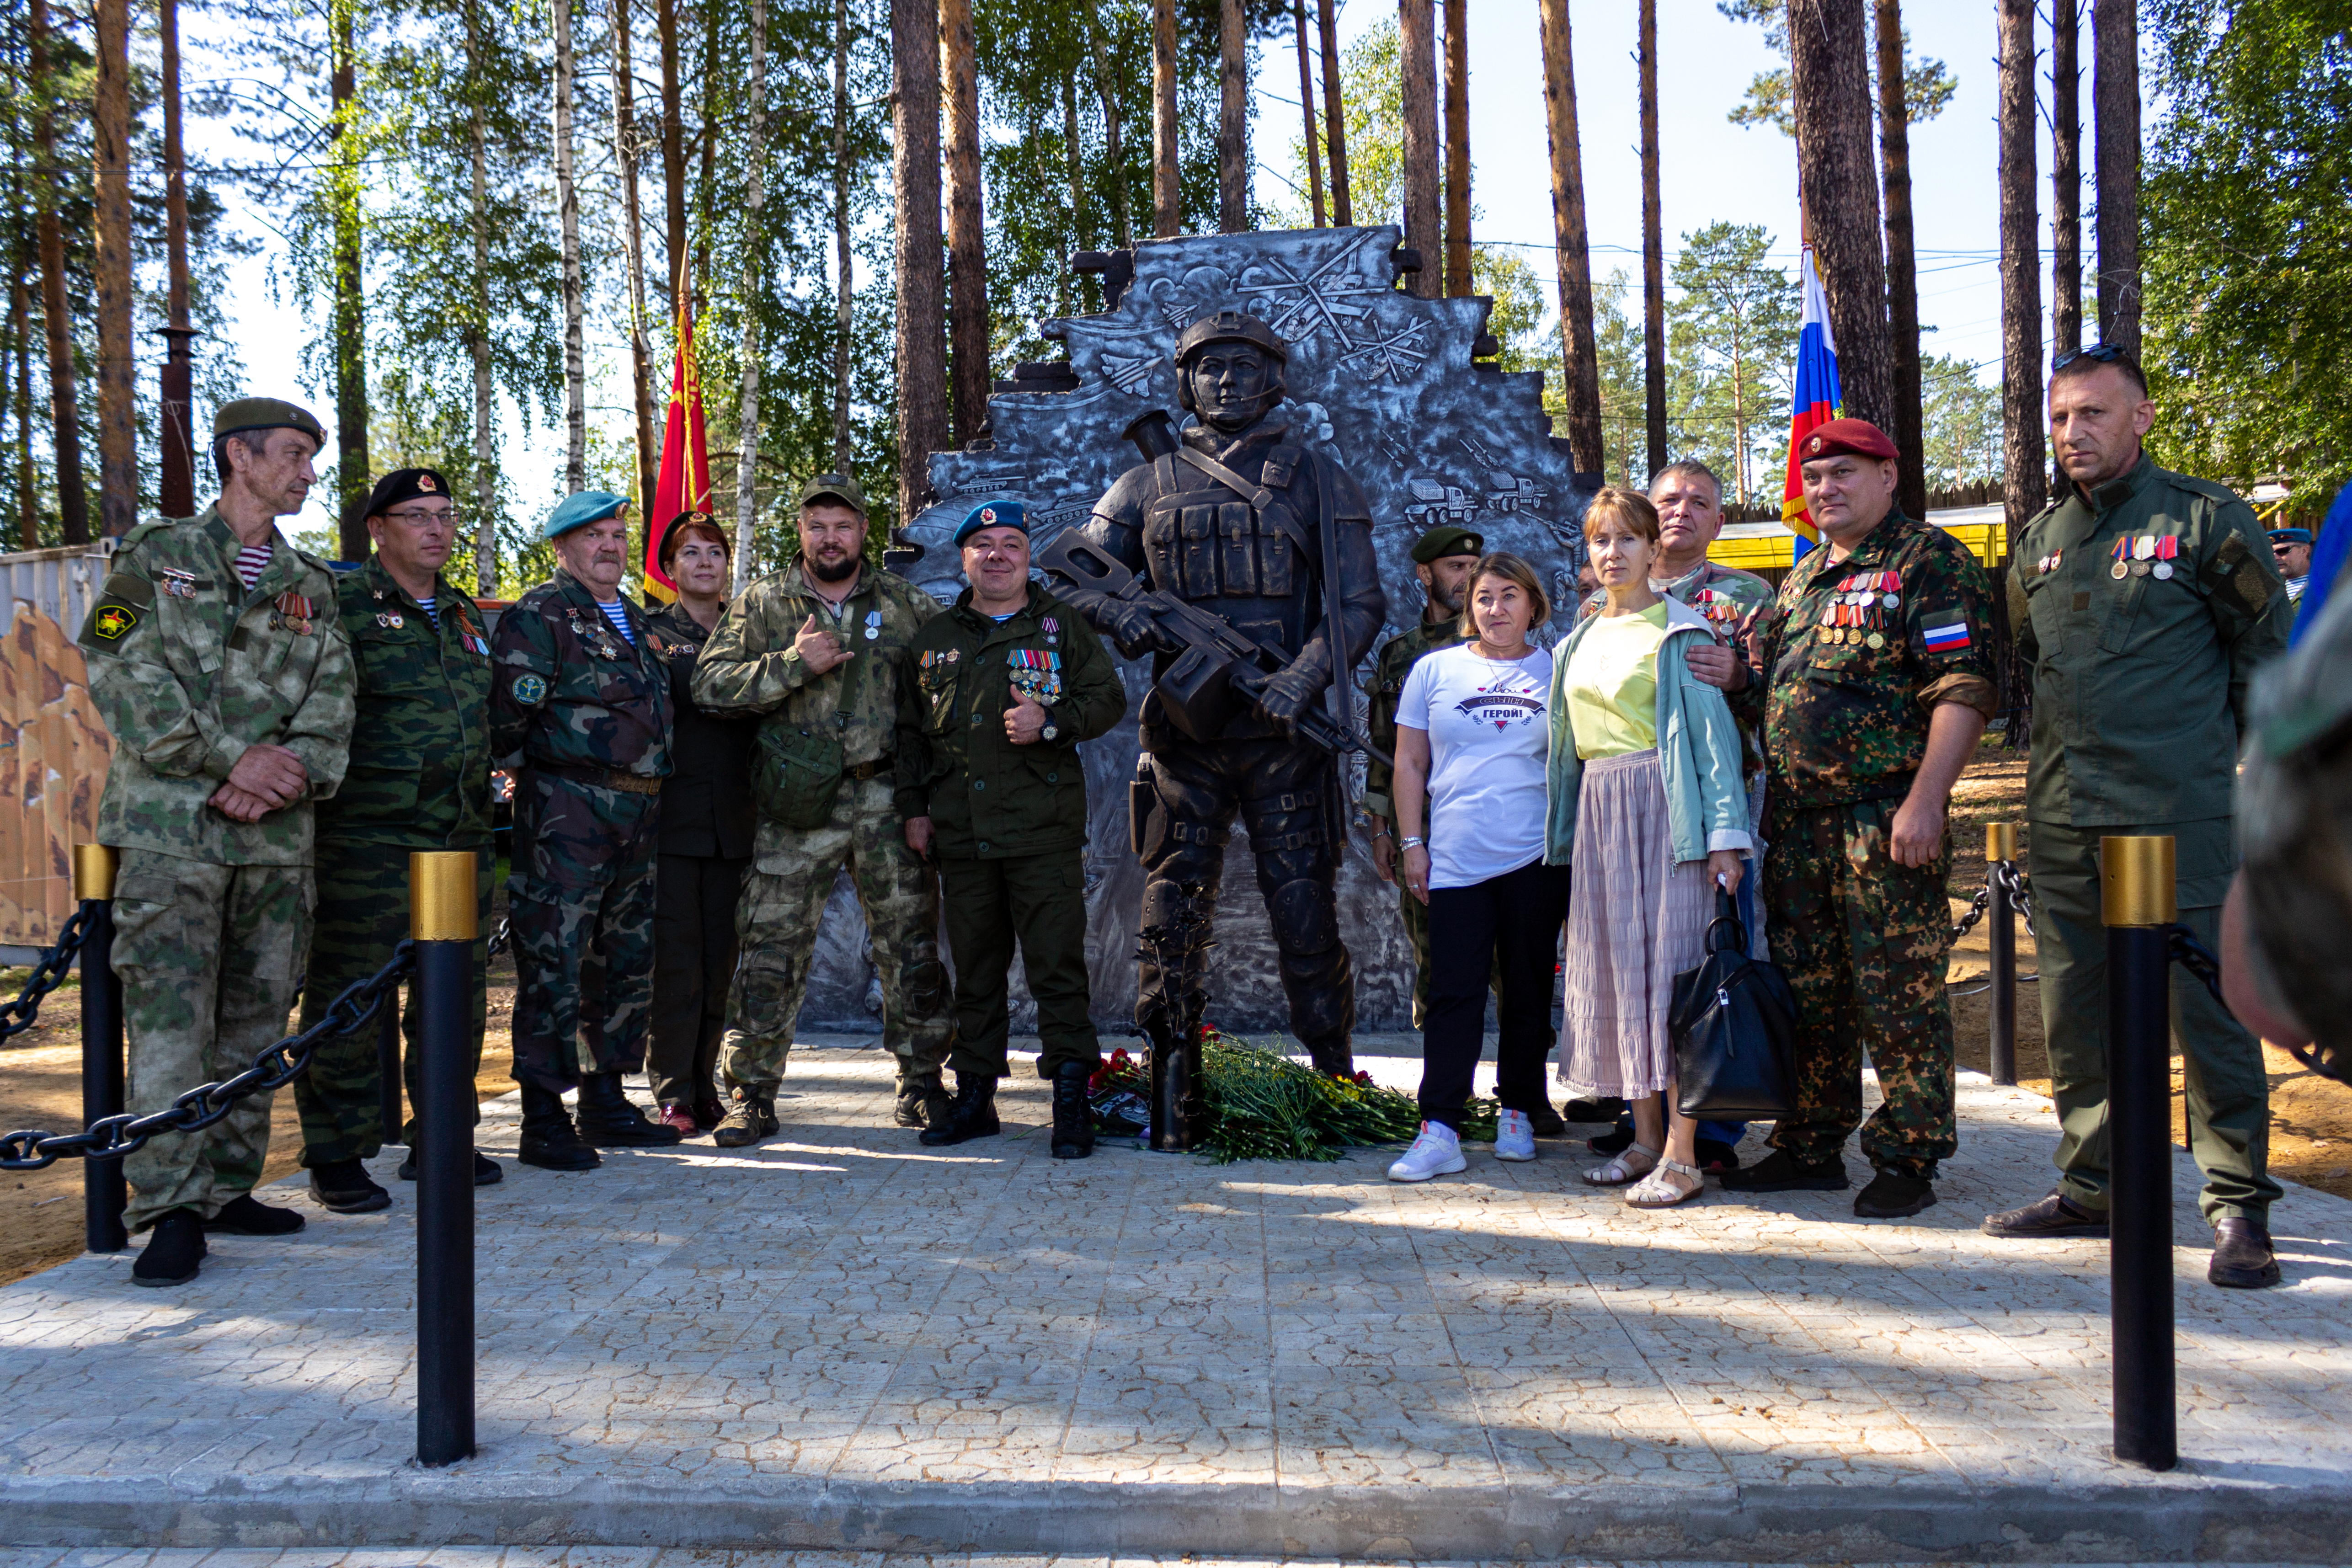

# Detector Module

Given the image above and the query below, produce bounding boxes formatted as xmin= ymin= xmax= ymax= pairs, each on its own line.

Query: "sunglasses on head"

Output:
xmin=2054 ymin=342 xmax=2129 ymax=371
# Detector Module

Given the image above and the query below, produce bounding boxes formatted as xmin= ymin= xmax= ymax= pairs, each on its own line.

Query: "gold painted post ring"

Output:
xmin=2101 ymin=835 xmax=2178 ymax=928
xmin=72 ymin=844 xmax=120 ymax=901
xmin=1985 ymin=822 xmax=2018 ymax=864
xmin=409 ymin=852 xmax=480 ymax=942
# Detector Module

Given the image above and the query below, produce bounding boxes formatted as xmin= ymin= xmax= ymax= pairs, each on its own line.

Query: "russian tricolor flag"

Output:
xmin=1781 ymin=248 xmax=1840 ymax=561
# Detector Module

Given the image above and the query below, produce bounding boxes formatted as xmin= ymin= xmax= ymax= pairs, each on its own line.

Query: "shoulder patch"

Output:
xmin=91 ymin=603 xmax=139 ymax=640
xmin=100 ymin=571 xmax=155 ymax=608
xmin=510 ymin=672 xmax=548 ymax=705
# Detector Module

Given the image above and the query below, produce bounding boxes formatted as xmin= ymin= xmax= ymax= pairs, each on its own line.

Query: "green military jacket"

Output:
xmin=2009 ymin=453 xmax=2288 ymax=827
xmin=1743 ymin=510 xmax=1999 ymax=813
xmin=318 ymin=558 xmax=495 ymax=848
xmin=488 ymin=568 xmax=672 ymax=778
xmin=1362 ymin=612 xmax=1469 ymax=821
xmin=79 ymin=507 xmax=355 ymax=866
xmin=894 ymin=583 xmax=1127 ymax=860
xmin=693 ymin=559 xmax=941 ymax=832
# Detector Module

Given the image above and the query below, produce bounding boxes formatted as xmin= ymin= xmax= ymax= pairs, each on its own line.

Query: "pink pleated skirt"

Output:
xmin=1555 ymin=747 xmax=1718 ymax=1098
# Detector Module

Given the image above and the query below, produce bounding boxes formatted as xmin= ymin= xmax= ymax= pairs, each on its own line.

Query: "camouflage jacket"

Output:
xmin=691 ymin=559 xmax=943 ymax=777
xmin=894 ymin=583 xmax=1127 ymax=860
xmin=2009 ymin=454 xmax=2288 ymax=827
xmin=317 ymin=559 xmax=495 ymax=848
xmin=1361 ymin=611 xmax=1469 ymax=820
xmin=1579 ymin=558 xmax=1776 ymax=784
xmin=489 ymin=569 xmax=672 ymax=779
xmin=79 ymin=507 xmax=356 ymax=865
xmin=1741 ymin=510 xmax=1999 ymax=813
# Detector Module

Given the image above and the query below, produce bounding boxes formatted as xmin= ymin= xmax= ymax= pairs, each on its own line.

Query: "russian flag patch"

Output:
xmin=1922 ymin=619 xmax=1972 ymax=652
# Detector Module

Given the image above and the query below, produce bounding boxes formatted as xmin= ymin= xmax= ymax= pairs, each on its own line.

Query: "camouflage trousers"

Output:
xmin=508 ymin=772 xmax=660 ymax=1092
xmin=720 ymin=773 xmax=951 ymax=1095
xmin=293 ymin=839 xmax=491 ymax=1167
xmin=1762 ymin=798 xmax=1957 ymax=1180
xmin=111 ymin=849 xmax=313 ymax=1231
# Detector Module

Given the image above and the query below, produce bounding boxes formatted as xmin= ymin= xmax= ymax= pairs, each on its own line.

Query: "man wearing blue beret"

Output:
xmin=2269 ymin=527 xmax=2313 ymax=605
xmin=488 ymin=490 xmax=681 ymax=1169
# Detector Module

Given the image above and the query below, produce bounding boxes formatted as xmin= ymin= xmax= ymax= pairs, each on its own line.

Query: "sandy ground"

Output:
xmin=5 ymin=743 xmax=2349 ymax=1288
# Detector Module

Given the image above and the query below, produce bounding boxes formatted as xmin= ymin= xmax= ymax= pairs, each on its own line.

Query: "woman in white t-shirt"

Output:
xmin=1386 ymin=551 xmax=1569 ymax=1181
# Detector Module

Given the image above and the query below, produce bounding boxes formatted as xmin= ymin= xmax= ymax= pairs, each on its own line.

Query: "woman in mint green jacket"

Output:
xmin=1547 ymin=488 xmax=1752 ymax=1208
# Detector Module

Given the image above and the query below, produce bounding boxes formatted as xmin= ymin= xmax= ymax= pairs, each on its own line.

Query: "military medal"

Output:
xmin=2153 ymin=535 xmax=2178 ymax=579
xmin=1866 ymin=632 xmax=1885 ymax=649
xmin=2109 ymin=538 xmax=2131 ymax=579
xmin=159 ymin=567 xmax=197 ymax=600
xmin=377 ymin=611 xmax=404 ymax=629
xmin=272 ymin=590 xmax=314 ymax=635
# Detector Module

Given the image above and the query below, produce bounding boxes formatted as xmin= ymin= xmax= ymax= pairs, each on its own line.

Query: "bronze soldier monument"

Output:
xmin=1055 ymin=311 xmax=1387 ymax=1078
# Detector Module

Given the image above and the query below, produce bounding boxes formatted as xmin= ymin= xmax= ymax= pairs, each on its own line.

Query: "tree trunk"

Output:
xmin=2091 ymin=0 xmax=2137 ymax=354
xmin=942 ymin=0 xmax=987 ymax=445
xmin=1317 ymin=0 xmax=1349 ymax=224
xmin=27 ymin=0 xmax=86 ymax=542
xmin=892 ymin=0 xmax=947 ymax=524
xmin=1151 ymin=0 xmax=1179 ymax=236
xmin=329 ymin=0 xmax=369 ymax=556
xmin=1873 ymin=0 xmax=1924 ymax=518
xmin=158 ymin=0 xmax=196 ymax=519
xmin=467 ymin=3 xmax=496 ymax=590
xmin=1787 ymin=0 xmax=1892 ymax=430
xmin=1440 ymin=0 xmax=1470 ymax=296
xmin=613 ymin=0 xmax=656 ymax=510
xmin=1294 ymin=1 xmax=1324 ymax=226
xmin=1997 ymin=0 xmax=2047 ymax=541
xmin=554 ymin=0 xmax=586 ymax=492
xmin=1535 ymin=0 xmax=1602 ymax=475
xmin=93 ymin=0 xmax=136 ymax=537
xmin=1083 ymin=6 xmax=1131 ymax=248
xmin=832 ymin=0 xmax=853 ymax=472
xmin=1731 ymin=336 xmax=1747 ymax=507
xmin=736 ymin=0 xmax=765 ymax=592
xmin=658 ymin=0 xmax=686 ymax=297
xmin=2051 ymin=0 xmax=2082 ymax=364
xmin=1217 ymin=0 xmax=1247 ymax=233
xmin=1637 ymin=0 xmax=1665 ymax=480
xmin=12 ymin=277 xmax=33 ymax=546
xmin=1398 ymin=0 xmax=1440 ymax=297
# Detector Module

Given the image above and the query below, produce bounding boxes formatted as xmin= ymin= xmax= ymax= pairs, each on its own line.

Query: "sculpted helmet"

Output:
xmin=1173 ymin=310 xmax=1289 ymax=415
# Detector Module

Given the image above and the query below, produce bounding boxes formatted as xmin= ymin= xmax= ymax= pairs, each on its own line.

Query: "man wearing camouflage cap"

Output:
xmin=79 ymin=396 xmax=356 ymax=1287
xmin=297 ymin=467 xmax=501 ymax=1215
xmin=692 ymin=472 xmax=952 ymax=1145
xmin=491 ymin=490 xmax=681 ymax=1169
xmin=1364 ymin=524 xmax=1481 ymax=1033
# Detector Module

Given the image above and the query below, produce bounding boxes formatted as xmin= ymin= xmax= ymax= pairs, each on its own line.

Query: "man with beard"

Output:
xmin=1363 ymin=524 xmax=1481 ymax=1031
xmin=1058 ymin=311 xmax=1387 ymax=1079
xmin=692 ymin=474 xmax=953 ymax=1144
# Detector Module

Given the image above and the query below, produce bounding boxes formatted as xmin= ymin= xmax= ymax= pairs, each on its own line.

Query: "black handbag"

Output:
xmin=1670 ymin=889 xmax=1799 ymax=1120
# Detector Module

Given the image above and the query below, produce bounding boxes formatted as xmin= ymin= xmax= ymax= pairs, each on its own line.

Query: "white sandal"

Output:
xmin=1582 ymin=1142 xmax=1660 ymax=1186
xmin=1625 ymin=1158 xmax=1706 ymax=1208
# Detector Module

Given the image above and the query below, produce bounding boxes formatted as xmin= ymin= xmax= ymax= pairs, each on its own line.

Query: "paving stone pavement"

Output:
xmin=0 ymin=1041 xmax=2347 ymax=1563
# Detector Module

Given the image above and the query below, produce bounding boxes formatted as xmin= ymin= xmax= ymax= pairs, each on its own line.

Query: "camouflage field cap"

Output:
xmin=213 ymin=397 xmax=325 ymax=446
xmin=797 ymin=472 xmax=869 ymax=516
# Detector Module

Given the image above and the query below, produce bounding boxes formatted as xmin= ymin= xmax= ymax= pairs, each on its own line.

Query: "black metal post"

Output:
xmin=1148 ymin=1019 xmax=1203 ymax=1153
xmin=412 ymin=851 xmax=476 ymax=1468
xmin=1988 ymin=866 xmax=2017 ymax=1088
xmin=75 ymin=846 xmax=126 ymax=1254
xmin=2103 ymin=835 xmax=2177 ymax=1472
xmin=376 ymin=987 xmax=404 ymax=1148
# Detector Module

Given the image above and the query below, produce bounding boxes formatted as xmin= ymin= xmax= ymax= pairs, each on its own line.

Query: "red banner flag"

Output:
xmin=644 ymin=295 xmax=712 ymax=603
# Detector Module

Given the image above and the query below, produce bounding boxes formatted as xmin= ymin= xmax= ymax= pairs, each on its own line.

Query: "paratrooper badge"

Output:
xmin=512 ymin=673 xmax=548 ymax=704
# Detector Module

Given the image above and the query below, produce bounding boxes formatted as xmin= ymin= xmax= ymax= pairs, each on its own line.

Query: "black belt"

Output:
xmin=533 ymin=761 xmax=663 ymax=796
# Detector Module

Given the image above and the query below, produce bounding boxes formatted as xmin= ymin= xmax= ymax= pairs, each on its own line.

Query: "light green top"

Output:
xmin=1565 ymin=600 xmax=1670 ymax=759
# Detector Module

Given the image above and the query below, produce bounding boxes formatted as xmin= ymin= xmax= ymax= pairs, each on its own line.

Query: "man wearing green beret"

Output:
xmin=1364 ymin=525 xmax=1481 ymax=1031
xmin=78 ymin=396 xmax=357 ymax=1287
xmin=693 ymin=472 xmax=953 ymax=1145
xmin=295 ymin=468 xmax=502 ymax=1214
xmin=490 ymin=490 xmax=681 ymax=1168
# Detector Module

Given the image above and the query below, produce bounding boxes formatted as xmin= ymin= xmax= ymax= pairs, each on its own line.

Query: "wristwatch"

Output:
xmin=1400 ymin=835 xmax=1426 ymax=849
xmin=1040 ymin=721 xmax=1060 ymax=743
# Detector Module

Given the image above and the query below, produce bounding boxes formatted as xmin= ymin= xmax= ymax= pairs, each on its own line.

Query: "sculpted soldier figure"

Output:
xmin=1060 ymin=311 xmax=1387 ymax=1077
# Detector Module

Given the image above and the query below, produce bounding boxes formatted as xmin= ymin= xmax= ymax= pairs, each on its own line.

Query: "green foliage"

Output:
xmin=1666 ymin=221 xmax=1797 ymax=508
xmin=1271 ymin=14 xmax=1400 ymax=229
xmin=2143 ymin=0 xmax=2352 ymax=503
xmin=1717 ymin=1 xmax=1954 ymax=136
xmin=1919 ymin=352 xmax=2002 ymax=488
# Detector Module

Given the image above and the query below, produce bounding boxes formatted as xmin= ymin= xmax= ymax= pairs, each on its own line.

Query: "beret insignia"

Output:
xmin=511 ymin=673 xmax=548 ymax=705
xmin=980 ymin=506 xmax=997 ymax=523
xmin=416 ymin=473 xmax=437 ymax=492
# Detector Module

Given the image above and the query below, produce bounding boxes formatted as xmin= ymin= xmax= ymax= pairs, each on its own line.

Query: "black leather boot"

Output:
xmin=1051 ymin=1061 xmax=1095 ymax=1160
xmin=918 ymin=1072 xmax=1001 ymax=1147
xmin=518 ymin=1083 xmax=602 ymax=1171
xmin=574 ymin=1071 xmax=686 ymax=1147
xmin=132 ymin=1209 xmax=206 ymax=1288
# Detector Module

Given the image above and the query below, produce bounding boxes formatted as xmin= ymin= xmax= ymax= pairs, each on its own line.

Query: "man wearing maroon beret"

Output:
xmin=1725 ymin=417 xmax=2000 ymax=1219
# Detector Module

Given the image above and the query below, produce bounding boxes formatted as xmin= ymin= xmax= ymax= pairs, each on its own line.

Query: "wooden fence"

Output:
xmin=0 ymin=545 xmax=115 ymax=959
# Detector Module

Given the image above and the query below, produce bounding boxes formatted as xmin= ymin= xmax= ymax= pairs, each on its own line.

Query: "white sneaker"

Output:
xmin=1494 ymin=1109 xmax=1536 ymax=1162
xmin=1387 ymin=1121 xmax=1467 ymax=1182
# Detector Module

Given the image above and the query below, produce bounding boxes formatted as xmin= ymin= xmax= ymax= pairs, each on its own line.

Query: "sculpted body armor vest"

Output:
xmin=1138 ymin=445 xmax=1319 ymax=662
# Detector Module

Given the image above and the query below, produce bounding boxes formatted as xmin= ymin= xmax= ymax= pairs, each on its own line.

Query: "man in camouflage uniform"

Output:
xmin=897 ymin=500 xmax=1128 ymax=1157
xmin=80 ymin=396 xmax=356 ymax=1287
xmin=1984 ymin=345 xmax=2289 ymax=1289
xmin=296 ymin=468 xmax=499 ymax=1214
xmin=491 ymin=490 xmax=680 ymax=1169
xmin=1724 ymin=419 xmax=1998 ymax=1221
xmin=693 ymin=473 xmax=951 ymax=1144
xmin=1363 ymin=524 xmax=1479 ymax=1031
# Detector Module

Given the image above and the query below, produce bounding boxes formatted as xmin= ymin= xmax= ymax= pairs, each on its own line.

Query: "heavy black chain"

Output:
xmin=1950 ymin=879 xmax=1993 ymax=941
xmin=0 ymin=908 xmax=90 ymax=1043
xmin=1992 ymin=862 xmax=2038 ymax=938
xmin=0 ymin=942 xmax=416 ymax=1171
xmin=487 ymin=915 xmax=511 ymax=961
xmin=2165 ymin=924 xmax=2227 ymax=1007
